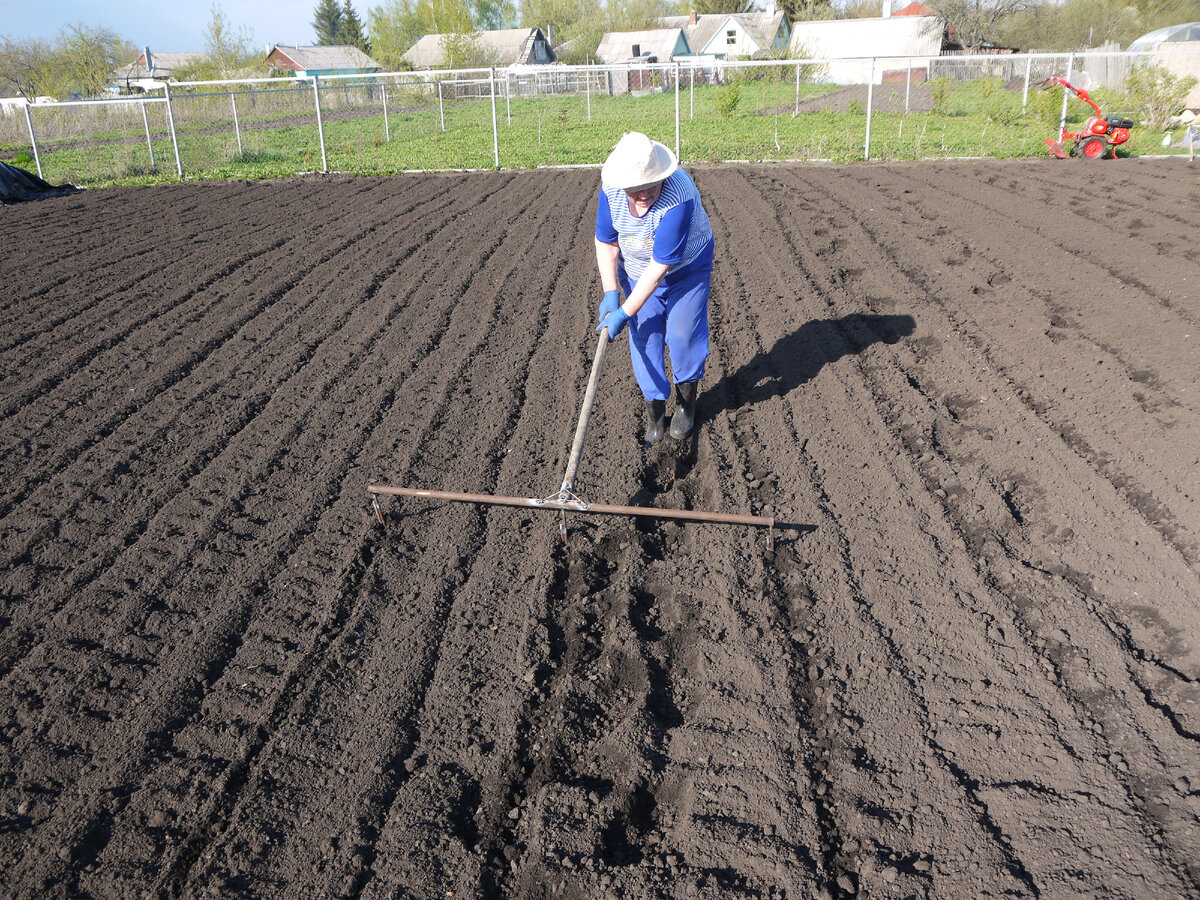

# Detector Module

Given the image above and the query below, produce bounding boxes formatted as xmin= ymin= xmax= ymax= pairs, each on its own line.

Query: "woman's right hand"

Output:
xmin=598 ymin=289 xmax=621 ymax=323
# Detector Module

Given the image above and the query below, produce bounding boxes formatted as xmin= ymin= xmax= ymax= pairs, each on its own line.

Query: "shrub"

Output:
xmin=930 ymin=77 xmax=952 ymax=113
xmin=1029 ymin=86 xmax=1062 ymax=124
xmin=716 ymin=82 xmax=741 ymax=119
xmin=1124 ymin=63 xmax=1198 ymax=130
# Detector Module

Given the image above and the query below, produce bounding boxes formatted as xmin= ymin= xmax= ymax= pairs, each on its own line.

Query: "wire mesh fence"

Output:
xmin=3 ymin=48 xmax=1196 ymax=187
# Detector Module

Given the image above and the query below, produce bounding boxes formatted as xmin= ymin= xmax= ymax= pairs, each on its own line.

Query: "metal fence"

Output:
xmin=3 ymin=48 xmax=1196 ymax=187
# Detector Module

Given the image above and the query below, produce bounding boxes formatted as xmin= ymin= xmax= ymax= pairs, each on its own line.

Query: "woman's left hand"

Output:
xmin=597 ymin=308 xmax=629 ymax=341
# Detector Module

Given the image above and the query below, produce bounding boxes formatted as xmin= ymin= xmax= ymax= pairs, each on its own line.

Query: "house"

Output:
xmin=402 ymin=28 xmax=555 ymax=69
xmin=891 ymin=1 xmax=938 ymax=16
xmin=114 ymin=48 xmax=208 ymax=91
xmin=595 ymin=28 xmax=691 ymax=65
xmin=265 ymin=45 xmax=381 ymax=78
xmin=789 ymin=15 xmax=945 ymax=84
xmin=891 ymin=2 xmax=960 ymax=46
xmin=1 ymin=83 xmax=26 ymax=117
xmin=595 ymin=29 xmax=690 ymax=93
xmin=658 ymin=8 xmax=790 ymax=59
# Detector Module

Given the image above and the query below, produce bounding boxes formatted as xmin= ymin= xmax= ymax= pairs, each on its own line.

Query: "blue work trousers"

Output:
xmin=618 ymin=266 xmax=711 ymax=402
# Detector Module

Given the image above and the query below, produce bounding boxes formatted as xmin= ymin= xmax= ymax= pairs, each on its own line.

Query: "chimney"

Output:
xmin=632 ymin=43 xmax=640 ymax=57
xmin=689 ymin=10 xmax=697 ymax=25
xmin=882 ymin=0 xmax=893 ymax=15
xmin=143 ymin=46 xmax=152 ymax=71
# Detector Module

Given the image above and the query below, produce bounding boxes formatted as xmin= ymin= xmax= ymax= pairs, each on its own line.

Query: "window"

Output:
xmin=727 ymin=30 xmax=736 ymax=45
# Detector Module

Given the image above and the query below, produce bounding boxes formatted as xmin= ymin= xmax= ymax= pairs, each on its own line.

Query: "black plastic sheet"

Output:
xmin=0 ymin=161 xmax=81 ymax=204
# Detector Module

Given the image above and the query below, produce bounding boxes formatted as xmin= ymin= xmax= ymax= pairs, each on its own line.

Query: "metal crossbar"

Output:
xmin=369 ymin=328 xmax=776 ymax=549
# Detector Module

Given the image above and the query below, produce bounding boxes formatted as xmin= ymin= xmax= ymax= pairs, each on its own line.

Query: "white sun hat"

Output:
xmin=601 ymin=132 xmax=678 ymax=191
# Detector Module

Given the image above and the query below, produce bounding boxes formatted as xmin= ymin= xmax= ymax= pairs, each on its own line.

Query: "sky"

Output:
xmin=3 ymin=0 xmax=372 ymax=53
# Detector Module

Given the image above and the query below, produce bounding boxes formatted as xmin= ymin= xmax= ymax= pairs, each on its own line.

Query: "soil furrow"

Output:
xmin=152 ymin=172 xmax=588 ymax=897
xmin=0 ymin=179 xmax=387 ymax=422
xmin=0 ymin=181 xmax=335 ymax=354
xmin=2 ymin=163 xmax=1197 ymax=900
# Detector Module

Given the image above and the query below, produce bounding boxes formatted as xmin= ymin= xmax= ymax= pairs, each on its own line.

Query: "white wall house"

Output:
xmin=659 ymin=10 xmax=790 ymax=59
xmin=790 ymin=15 xmax=944 ymax=84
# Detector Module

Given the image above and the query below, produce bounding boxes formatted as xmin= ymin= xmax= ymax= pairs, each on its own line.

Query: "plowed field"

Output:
xmin=2 ymin=160 xmax=1198 ymax=900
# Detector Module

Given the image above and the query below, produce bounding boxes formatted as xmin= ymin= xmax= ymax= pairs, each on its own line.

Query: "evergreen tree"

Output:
xmin=341 ymin=0 xmax=371 ymax=50
xmin=313 ymin=0 xmax=345 ymax=44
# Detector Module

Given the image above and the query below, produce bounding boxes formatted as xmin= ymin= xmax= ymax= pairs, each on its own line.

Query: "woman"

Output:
xmin=594 ymin=132 xmax=715 ymax=443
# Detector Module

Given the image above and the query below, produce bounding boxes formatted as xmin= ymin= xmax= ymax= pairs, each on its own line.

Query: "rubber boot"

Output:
xmin=645 ymin=399 xmax=666 ymax=445
xmin=669 ymin=381 xmax=698 ymax=440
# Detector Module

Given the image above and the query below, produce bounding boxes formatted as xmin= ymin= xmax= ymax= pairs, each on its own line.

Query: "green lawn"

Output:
xmin=2 ymin=78 xmax=1188 ymax=188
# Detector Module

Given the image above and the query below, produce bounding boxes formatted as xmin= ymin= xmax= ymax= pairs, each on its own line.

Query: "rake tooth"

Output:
xmin=371 ymin=494 xmax=385 ymax=526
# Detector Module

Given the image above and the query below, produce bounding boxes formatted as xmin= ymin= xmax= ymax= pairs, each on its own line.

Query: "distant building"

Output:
xmin=891 ymin=1 xmax=938 ymax=16
xmin=114 ymin=49 xmax=208 ymax=91
xmin=595 ymin=28 xmax=691 ymax=65
xmin=595 ymin=29 xmax=691 ymax=93
xmin=658 ymin=9 xmax=790 ymax=59
xmin=402 ymin=28 xmax=556 ymax=69
xmin=265 ymin=45 xmax=381 ymax=78
xmin=789 ymin=15 xmax=946 ymax=83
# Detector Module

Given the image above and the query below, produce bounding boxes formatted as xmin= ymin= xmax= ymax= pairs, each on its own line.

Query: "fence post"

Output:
xmin=674 ymin=62 xmax=681 ymax=161
xmin=438 ymin=81 xmax=445 ymax=132
xmin=864 ymin=57 xmax=876 ymax=161
xmin=506 ymin=71 xmax=511 ymax=125
xmin=22 ymin=102 xmax=43 ymax=179
xmin=690 ymin=60 xmax=695 ymax=119
xmin=585 ymin=66 xmax=591 ymax=121
xmin=1022 ymin=55 xmax=1032 ymax=110
xmin=490 ymin=68 xmax=500 ymax=169
xmin=905 ymin=59 xmax=912 ymax=113
xmin=163 ymin=82 xmax=183 ymax=179
xmin=230 ymin=91 xmax=242 ymax=156
xmin=795 ymin=62 xmax=800 ymax=117
xmin=312 ymin=75 xmax=328 ymax=172
xmin=140 ymin=100 xmax=156 ymax=169
xmin=383 ymin=82 xmax=390 ymax=141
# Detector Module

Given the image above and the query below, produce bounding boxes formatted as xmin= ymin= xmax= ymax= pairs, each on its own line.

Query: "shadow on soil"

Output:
xmin=710 ymin=313 xmax=916 ymax=415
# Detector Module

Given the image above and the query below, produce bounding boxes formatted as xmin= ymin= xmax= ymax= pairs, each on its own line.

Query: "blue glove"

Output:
xmin=597 ymin=307 xmax=629 ymax=342
xmin=598 ymin=289 xmax=621 ymax=323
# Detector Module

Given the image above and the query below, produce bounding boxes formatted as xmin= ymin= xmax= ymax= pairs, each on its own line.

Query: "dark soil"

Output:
xmin=1 ymin=160 xmax=1198 ymax=900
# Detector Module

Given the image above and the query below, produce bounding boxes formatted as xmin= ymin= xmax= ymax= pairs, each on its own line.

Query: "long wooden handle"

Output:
xmin=560 ymin=329 xmax=610 ymax=495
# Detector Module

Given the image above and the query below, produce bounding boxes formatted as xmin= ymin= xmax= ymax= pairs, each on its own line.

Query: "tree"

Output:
xmin=608 ymin=0 xmax=677 ymax=31
xmin=835 ymin=0 xmax=885 ymax=17
xmin=934 ymin=0 xmax=1032 ymax=48
xmin=778 ymin=0 xmax=836 ymax=22
xmin=203 ymin=4 xmax=259 ymax=77
xmin=518 ymin=0 xmax=604 ymax=59
xmin=367 ymin=0 xmax=427 ymax=66
xmin=32 ymin=24 xmax=136 ymax=99
xmin=693 ymin=0 xmax=757 ymax=13
xmin=0 ymin=35 xmax=52 ymax=99
xmin=1125 ymin=60 xmax=1199 ymax=128
xmin=313 ymin=0 xmax=345 ymax=44
xmin=995 ymin=0 xmax=1200 ymax=51
xmin=474 ymin=0 xmax=518 ymax=29
xmin=341 ymin=0 xmax=372 ymax=50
